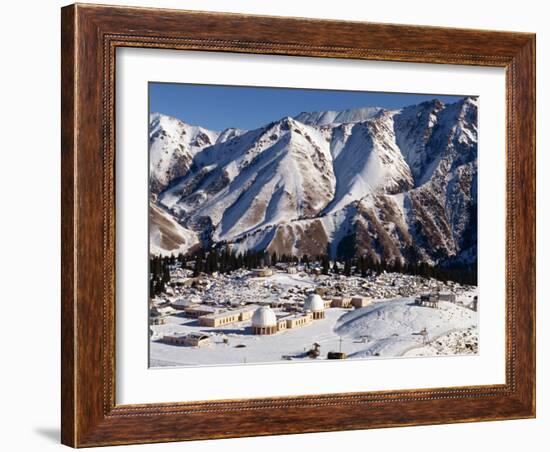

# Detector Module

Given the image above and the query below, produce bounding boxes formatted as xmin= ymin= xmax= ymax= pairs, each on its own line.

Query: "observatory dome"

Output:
xmin=304 ymin=293 xmax=325 ymax=312
xmin=251 ymin=306 xmax=277 ymax=327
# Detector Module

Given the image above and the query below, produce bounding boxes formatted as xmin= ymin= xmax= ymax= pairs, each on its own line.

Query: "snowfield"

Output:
xmin=149 ymin=271 xmax=478 ymax=367
xmin=335 ymin=299 xmax=477 ymax=358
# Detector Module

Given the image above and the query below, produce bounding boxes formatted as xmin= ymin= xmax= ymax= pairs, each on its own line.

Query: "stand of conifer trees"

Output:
xmin=149 ymin=248 xmax=477 ymax=297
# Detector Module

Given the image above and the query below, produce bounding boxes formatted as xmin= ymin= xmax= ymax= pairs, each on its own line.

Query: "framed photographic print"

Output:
xmin=61 ymin=3 xmax=536 ymax=447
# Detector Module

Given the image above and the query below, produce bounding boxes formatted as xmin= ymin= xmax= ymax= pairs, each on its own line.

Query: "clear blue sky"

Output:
xmin=149 ymin=82 xmax=468 ymax=132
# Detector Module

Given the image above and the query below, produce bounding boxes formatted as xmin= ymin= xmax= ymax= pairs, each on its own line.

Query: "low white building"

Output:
xmin=171 ymin=298 xmax=199 ymax=310
xmin=162 ymin=332 xmax=211 ymax=347
xmin=183 ymin=332 xmax=211 ymax=347
xmin=198 ymin=305 xmax=258 ymax=327
xmin=252 ymin=268 xmax=274 ymax=277
xmin=351 ymin=296 xmax=372 ymax=308
xmin=439 ymin=292 xmax=457 ymax=303
xmin=331 ymin=296 xmax=352 ymax=308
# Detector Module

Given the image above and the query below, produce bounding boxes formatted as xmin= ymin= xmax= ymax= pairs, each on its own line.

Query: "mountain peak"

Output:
xmin=216 ymin=127 xmax=247 ymax=144
xmin=279 ymin=115 xmax=297 ymax=127
xmin=149 ymin=113 xmax=220 ymax=193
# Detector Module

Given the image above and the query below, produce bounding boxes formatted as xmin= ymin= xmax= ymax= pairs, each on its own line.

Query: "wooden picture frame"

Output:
xmin=61 ymin=3 xmax=536 ymax=447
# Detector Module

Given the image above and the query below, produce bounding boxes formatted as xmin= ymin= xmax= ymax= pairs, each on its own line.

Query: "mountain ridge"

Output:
xmin=149 ymin=97 xmax=478 ymax=268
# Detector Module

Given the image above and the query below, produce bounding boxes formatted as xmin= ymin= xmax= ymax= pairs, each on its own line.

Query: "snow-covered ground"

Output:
xmin=335 ymin=298 xmax=477 ymax=358
xmin=150 ymin=307 xmax=348 ymax=367
xmin=149 ymin=272 xmax=478 ymax=367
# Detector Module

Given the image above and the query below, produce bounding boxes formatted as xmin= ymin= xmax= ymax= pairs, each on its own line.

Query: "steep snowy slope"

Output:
xmin=216 ymin=127 xmax=247 ymax=144
xmin=350 ymin=97 xmax=479 ymax=265
xmin=160 ymin=117 xmax=336 ymax=243
xmin=149 ymin=113 xmax=219 ymax=193
xmin=149 ymin=202 xmax=199 ymax=256
xmin=393 ymin=97 xmax=477 ymax=186
xmin=324 ymin=111 xmax=413 ymax=213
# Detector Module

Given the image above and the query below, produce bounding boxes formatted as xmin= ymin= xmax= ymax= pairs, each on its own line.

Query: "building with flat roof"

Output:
xmin=351 ymin=296 xmax=372 ymax=308
xmin=331 ymin=296 xmax=352 ymax=308
xmin=161 ymin=332 xmax=187 ymax=346
xmin=252 ymin=268 xmax=274 ymax=277
xmin=284 ymin=312 xmax=313 ymax=329
xmin=183 ymin=332 xmax=211 ymax=347
xmin=149 ymin=306 xmax=166 ymax=325
xmin=438 ymin=292 xmax=457 ymax=303
xmin=183 ymin=305 xmax=221 ymax=318
xmin=171 ymin=298 xmax=199 ymax=310
xmin=162 ymin=332 xmax=211 ymax=347
xmin=415 ymin=293 xmax=440 ymax=308
xmin=198 ymin=305 xmax=258 ymax=327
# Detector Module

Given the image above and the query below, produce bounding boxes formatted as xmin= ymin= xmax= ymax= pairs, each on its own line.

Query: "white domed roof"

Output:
xmin=252 ymin=306 xmax=277 ymax=327
xmin=304 ymin=293 xmax=325 ymax=311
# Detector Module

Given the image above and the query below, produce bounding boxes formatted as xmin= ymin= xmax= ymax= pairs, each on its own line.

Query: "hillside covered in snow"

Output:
xmin=150 ymin=294 xmax=478 ymax=367
xmin=149 ymin=96 xmax=478 ymax=269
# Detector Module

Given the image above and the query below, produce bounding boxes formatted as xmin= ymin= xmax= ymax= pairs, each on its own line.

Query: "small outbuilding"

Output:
xmin=171 ymin=298 xmax=199 ymax=310
xmin=331 ymin=296 xmax=352 ymax=308
xmin=351 ymin=296 xmax=372 ymax=308
xmin=149 ymin=316 xmax=165 ymax=326
xmin=149 ymin=306 xmax=166 ymax=325
xmin=415 ymin=293 xmax=440 ymax=309
xmin=183 ymin=305 xmax=220 ymax=318
xmin=438 ymin=292 xmax=457 ymax=303
xmin=161 ymin=333 xmax=187 ymax=346
xmin=327 ymin=351 xmax=347 ymax=360
xmin=161 ymin=332 xmax=211 ymax=347
xmin=252 ymin=268 xmax=274 ymax=278
xmin=183 ymin=332 xmax=211 ymax=347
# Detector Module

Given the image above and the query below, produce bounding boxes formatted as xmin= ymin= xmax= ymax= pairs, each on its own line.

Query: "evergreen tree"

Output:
xmin=162 ymin=262 xmax=171 ymax=284
xmin=360 ymin=256 xmax=367 ymax=277
xmin=321 ymin=255 xmax=330 ymax=275
xmin=343 ymin=259 xmax=352 ymax=276
xmin=194 ymin=254 xmax=204 ymax=277
xmin=236 ymin=253 xmax=243 ymax=270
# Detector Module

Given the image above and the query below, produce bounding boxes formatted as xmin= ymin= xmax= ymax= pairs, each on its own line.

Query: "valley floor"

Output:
xmin=149 ymin=271 xmax=478 ymax=367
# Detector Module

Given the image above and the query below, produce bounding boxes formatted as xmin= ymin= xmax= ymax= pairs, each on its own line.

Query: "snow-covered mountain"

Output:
xmin=295 ymin=106 xmax=382 ymax=126
xmin=149 ymin=202 xmax=200 ymax=257
xmin=149 ymin=98 xmax=478 ymax=267
xmin=149 ymin=113 xmax=220 ymax=193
